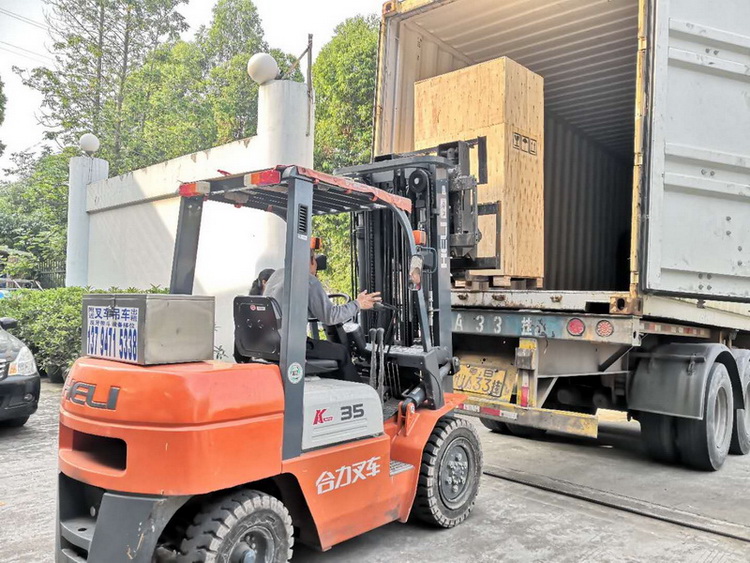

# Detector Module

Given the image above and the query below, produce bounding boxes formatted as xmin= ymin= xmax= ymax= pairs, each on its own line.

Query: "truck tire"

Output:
xmin=480 ymin=417 xmax=511 ymax=434
xmin=178 ymin=490 xmax=293 ymax=563
xmin=729 ymin=377 xmax=750 ymax=455
xmin=639 ymin=412 xmax=678 ymax=464
xmin=412 ymin=417 xmax=482 ymax=528
xmin=729 ymin=351 xmax=750 ymax=455
xmin=506 ymin=423 xmax=547 ymax=439
xmin=676 ymin=363 xmax=734 ymax=471
xmin=1 ymin=416 xmax=29 ymax=428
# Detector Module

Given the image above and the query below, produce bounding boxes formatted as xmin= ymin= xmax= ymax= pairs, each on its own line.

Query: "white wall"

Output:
xmin=84 ymin=79 xmax=313 ymax=357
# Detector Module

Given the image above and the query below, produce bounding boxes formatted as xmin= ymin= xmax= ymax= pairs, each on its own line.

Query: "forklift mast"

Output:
xmin=337 ymin=139 xmax=486 ymax=358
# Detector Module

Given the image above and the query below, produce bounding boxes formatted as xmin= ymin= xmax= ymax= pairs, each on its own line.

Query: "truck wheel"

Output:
xmin=676 ymin=363 xmax=734 ymax=471
xmin=178 ymin=490 xmax=293 ymax=563
xmin=1 ymin=416 xmax=29 ymax=428
xmin=506 ymin=423 xmax=547 ymax=439
xmin=729 ymin=378 xmax=750 ymax=455
xmin=413 ymin=417 xmax=482 ymax=528
xmin=639 ymin=412 xmax=678 ymax=463
xmin=480 ymin=417 xmax=510 ymax=434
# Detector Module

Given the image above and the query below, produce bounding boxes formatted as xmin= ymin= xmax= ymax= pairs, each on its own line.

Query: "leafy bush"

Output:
xmin=0 ymin=286 xmax=166 ymax=373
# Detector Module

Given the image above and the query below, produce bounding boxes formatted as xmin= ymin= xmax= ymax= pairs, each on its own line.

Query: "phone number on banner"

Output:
xmin=86 ymin=306 xmax=139 ymax=361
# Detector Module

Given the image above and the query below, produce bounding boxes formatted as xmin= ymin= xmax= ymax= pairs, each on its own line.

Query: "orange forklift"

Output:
xmin=56 ymin=164 xmax=482 ymax=562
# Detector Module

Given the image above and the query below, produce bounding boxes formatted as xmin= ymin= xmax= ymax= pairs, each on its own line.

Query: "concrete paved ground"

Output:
xmin=1 ymin=381 xmax=748 ymax=562
xmin=473 ymin=410 xmax=750 ymax=529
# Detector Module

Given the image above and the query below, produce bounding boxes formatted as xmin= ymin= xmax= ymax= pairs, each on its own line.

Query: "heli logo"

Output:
xmin=313 ymin=408 xmax=334 ymax=425
xmin=64 ymin=380 xmax=120 ymax=411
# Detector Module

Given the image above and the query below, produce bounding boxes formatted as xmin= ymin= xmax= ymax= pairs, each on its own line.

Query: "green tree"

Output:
xmin=313 ymin=15 xmax=379 ymax=173
xmin=198 ymin=0 xmax=267 ymax=65
xmin=0 ymin=75 xmax=6 ymax=156
xmin=16 ymin=0 xmax=188 ymax=173
xmin=120 ymin=40 xmax=215 ymax=170
xmin=121 ymin=1 xmax=301 ymax=169
xmin=0 ymin=147 xmax=76 ymax=276
xmin=312 ymin=15 xmax=379 ymax=294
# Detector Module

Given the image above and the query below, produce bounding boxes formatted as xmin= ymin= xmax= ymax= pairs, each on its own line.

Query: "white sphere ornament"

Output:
xmin=79 ymin=133 xmax=100 ymax=155
xmin=247 ymin=53 xmax=279 ymax=85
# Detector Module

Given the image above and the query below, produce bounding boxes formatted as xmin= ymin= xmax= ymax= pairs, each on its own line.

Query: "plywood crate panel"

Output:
xmin=414 ymin=57 xmax=544 ymax=281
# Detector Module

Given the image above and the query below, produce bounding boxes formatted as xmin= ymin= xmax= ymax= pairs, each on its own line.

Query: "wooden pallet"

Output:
xmin=454 ymin=274 xmax=544 ymax=290
xmin=491 ymin=276 xmax=544 ymax=289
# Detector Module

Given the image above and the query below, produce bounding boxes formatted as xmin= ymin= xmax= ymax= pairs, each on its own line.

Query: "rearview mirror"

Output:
xmin=408 ymin=255 xmax=423 ymax=291
xmin=0 ymin=317 xmax=18 ymax=330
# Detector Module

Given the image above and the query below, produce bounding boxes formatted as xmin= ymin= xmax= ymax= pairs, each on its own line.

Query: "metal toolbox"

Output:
xmin=82 ymin=294 xmax=215 ymax=365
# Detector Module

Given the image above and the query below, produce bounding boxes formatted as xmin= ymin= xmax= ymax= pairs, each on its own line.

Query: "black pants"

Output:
xmin=306 ymin=338 xmax=358 ymax=382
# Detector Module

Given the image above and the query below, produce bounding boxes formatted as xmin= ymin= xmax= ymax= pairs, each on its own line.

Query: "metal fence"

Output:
xmin=38 ymin=259 xmax=65 ymax=288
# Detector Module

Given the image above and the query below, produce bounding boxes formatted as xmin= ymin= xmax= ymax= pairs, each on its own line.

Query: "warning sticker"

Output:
xmin=512 ymin=132 xmax=538 ymax=156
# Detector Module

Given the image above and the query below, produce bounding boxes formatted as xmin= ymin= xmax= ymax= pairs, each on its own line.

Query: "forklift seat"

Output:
xmin=233 ymin=296 xmax=339 ymax=374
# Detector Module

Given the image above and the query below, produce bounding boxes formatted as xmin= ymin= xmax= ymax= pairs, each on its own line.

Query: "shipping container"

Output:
xmin=371 ymin=0 xmax=750 ymax=470
xmin=375 ymin=0 xmax=750 ymax=303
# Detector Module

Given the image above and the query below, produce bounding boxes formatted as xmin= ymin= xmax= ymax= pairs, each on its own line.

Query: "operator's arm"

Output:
xmin=308 ymin=276 xmax=360 ymax=326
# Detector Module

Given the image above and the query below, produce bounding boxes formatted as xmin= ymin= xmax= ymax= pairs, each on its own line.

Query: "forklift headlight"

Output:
xmin=8 ymin=346 xmax=37 ymax=377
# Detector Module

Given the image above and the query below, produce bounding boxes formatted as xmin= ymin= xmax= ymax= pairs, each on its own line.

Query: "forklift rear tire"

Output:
xmin=178 ymin=490 xmax=293 ymax=563
xmin=480 ymin=417 xmax=511 ymax=434
xmin=639 ymin=412 xmax=679 ymax=464
xmin=676 ymin=363 xmax=734 ymax=471
xmin=413 ymin=417 xmax=482 ymax=528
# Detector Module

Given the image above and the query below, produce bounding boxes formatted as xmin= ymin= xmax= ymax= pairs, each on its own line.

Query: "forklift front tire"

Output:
xmin=178 ymin=490 xmax=293 ymax=563
xmin=413 ymin=417 xmax=482 ymax=528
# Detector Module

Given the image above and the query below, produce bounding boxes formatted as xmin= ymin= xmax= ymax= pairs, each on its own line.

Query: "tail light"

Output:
xmin=178 ymin=181 xmax=210 ymax=197
xmin=566 ymin=318 xmax=586 ymax=337
xmin=596 ymin=320 xmax=615 ymax=338
xmin=244 ymin=169 xmax=281 ymax=187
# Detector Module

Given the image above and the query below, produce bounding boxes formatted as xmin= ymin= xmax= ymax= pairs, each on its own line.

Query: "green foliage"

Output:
xmin=312 ymin=15 xmax=379 ymax=295
xmin=313 ymin=15 xmax=379 ymax=173
xmin=314 ymin=214 xmax=354 ymax=297
xmin=121 ymin=40 xmax=216 ymax=169
xmin=15 ymin=0 xmax=189 ymax=173
xmin=0 ymin=148 xmax=75 ymax=272
xmin=198 ymin=0 xmax=266 ymax=65
xmin=120 ymin=2 xmax=301 ymax=171
xmin=0 ymin=286 xmax=167 ymax=372
xmin=0 ymin=75 xmax=6 ymax=156
xmin=0 ymin=287 xmax=86 ymax=372
xmin=0 ymin=251 xmax=38 ymax=280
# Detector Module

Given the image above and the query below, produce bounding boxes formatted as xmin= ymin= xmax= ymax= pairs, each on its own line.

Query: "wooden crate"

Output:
xmin=414 ymin=57 xmax=544 ymax=283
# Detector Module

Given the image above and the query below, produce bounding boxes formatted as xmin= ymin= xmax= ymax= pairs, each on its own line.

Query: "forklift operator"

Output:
xmin=263 ymin=250 xmax=381 ymax=381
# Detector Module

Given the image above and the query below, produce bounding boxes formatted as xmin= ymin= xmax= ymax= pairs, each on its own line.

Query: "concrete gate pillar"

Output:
xmin=66 ymin=156 xmax=108 ymax=287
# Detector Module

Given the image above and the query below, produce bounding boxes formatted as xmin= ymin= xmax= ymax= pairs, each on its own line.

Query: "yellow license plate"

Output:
xmin=453 ymin=365 xmax=507 ymax=398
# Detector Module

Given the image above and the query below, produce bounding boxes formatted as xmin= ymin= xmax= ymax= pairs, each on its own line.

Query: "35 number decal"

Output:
xmin=341 ymin=403 xmax=365 ymax=421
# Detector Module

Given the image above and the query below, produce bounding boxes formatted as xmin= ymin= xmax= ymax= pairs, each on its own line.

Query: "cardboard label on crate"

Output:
xmin=512 ymin=132 xmax=538 ymax=156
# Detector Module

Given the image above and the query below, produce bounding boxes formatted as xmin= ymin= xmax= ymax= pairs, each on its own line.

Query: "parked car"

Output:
xmin=0 ymin=317 xmax=40 ymax=427
xmin=0 ymin=278 xmax=43 ymax=299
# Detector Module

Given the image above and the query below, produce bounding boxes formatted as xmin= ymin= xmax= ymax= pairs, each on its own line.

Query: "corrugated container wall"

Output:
xmin=544 ymin=115 xmax=632 ymax=291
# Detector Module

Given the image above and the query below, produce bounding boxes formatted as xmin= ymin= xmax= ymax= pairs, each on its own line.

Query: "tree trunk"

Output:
xmin=113 ymin=3 xmax=132 ymax=171
xmin=92 ymin=1 xmax=105 ymax=135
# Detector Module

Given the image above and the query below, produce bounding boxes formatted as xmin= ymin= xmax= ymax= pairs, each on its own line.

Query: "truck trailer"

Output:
xmin=341 ymin=0 xmax=750 ymax=471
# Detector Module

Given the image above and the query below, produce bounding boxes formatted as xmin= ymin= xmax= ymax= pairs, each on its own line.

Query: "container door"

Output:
xmin=643 ymin=0 xmax=750 ymax=301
